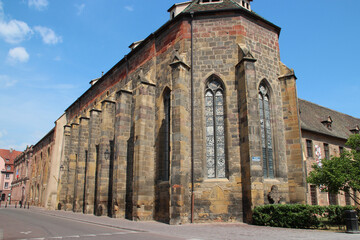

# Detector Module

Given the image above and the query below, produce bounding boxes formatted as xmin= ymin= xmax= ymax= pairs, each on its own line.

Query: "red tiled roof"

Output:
xmin=0 ymin=149 xmax=23 ymax=165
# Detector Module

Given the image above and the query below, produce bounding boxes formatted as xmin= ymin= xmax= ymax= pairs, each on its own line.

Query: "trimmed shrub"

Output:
xmin=252 ymin=204 xmax=359 ymax=229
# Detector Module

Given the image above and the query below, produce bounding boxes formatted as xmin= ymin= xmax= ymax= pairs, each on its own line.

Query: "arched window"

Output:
xmin=162 ymin=90 xmax=171 ymax=181
xmin=259 ymin=83 xmax=274 ymax=178
xmin=205 ymin=77 xmax=226 ymax=178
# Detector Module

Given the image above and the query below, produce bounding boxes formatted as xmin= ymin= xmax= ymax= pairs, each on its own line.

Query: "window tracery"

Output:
xmin=259 ymin=83 xmax=274 ymax=178
xmin=205 ymin=77 xmax=226 ymax=178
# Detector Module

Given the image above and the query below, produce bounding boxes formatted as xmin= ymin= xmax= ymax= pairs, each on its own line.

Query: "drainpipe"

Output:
xmin=190 ymin=11 xmax=195 ymax=224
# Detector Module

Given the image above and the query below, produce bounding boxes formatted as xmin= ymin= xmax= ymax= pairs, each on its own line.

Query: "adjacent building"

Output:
xmin=0 ymin=149 xmax=22 ymax=203
xmin=11 ymin=146 xmax=33 ymax=205
xmin=299 ymin=99 xmax=360 ymax=206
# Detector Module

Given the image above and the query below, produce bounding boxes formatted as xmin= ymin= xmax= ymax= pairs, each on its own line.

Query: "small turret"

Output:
xmin=236 ymin=0 xmax=252 ymax=11
xmin=168 ymin=1 xmax=192 ymax=19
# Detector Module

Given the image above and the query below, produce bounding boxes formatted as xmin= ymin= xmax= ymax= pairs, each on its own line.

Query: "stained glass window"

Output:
xmin=205 ymin=77 xmax=226 ymax=178
xmin=259 ymin=84 xmax=274 ymax=178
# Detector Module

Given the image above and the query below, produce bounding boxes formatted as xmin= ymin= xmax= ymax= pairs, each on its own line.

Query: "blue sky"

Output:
xmin=0 ymin=0 xmax=359 ymax=150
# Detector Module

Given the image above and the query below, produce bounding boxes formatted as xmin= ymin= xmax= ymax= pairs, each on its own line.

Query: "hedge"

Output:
xmin=252 ymin=204 xmax=360 ymax=229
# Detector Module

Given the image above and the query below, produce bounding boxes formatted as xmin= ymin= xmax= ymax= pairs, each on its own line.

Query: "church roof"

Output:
xmin=299 ymin=99 xmax=360 ymax=140
xmin=183 ymin=0 xmax=242 ymax=13
xmin=181 ymin=0 xmax=280 ymax=34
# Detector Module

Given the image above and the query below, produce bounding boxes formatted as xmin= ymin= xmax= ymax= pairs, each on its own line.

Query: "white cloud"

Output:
xmin=0 ymin=75 xmax=17 ymax=88
xmin=125 ymin=6 xmax=134 ymax=12
xmin=0 ymin=19 xmax=33 ymax=44
xmin=0 ymin=1 xmax=33 ymax=44
xmin=7 ymin=47 xmax=30 ymax=64
xmin=75 ymin=3 xmax=85 ymax=15
xmin=0 ymin=129 xmax=7 ymax=138
xmin=28 ymin=0 xmax=48 ymax=11
xmin=34 ymin=26 xmax=62 ymax=45
xmin=54 ymin=56 xmax=61 ymax=61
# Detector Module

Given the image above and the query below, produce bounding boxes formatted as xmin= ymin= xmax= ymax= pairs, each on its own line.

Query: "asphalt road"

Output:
xmin=0 ymin=208 xmax=184 ymax=240
xmin=1 ymin=206 xmax=359 ymax=240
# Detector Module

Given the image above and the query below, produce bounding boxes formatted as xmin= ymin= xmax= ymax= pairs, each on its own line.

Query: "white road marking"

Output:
xmin=17 ymin=230 xmax=141 ymax=240
xmin=20 ymin=231 xmax=32 ymax=235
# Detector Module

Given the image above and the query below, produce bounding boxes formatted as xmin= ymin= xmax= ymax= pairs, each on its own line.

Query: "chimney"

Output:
xmin=10 ymin=148 xmax=13 ymax=153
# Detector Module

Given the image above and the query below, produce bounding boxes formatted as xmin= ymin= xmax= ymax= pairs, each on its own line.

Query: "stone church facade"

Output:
xmin=25 ymin=0 xmax=314 ymax=224
xmin=55 ymin=0 xmax=306 ymax=224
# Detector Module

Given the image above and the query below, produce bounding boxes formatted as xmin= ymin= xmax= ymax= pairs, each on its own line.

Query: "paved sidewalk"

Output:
xmin=6 ymin=205 xmax=360 ymax=240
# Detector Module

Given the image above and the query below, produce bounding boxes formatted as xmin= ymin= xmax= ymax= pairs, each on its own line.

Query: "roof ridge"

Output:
xmin=183 ymin=0 xmax=198 ymax=13
xmin=228 ymin=0 xmax=241 ymax=8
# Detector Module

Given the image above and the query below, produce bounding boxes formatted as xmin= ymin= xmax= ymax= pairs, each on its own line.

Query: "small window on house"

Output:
xmin=306 ymin=140 xmax=313 ymax=158
xmin=324 ymin=143 xmax=329 ymax=160
xmin=350 ymin=125 xmax=360 ymax=134
xmin=5 ymin=159 xmax=9 ymax=162
xmin=4 ymin=182 xmax=8 ymax=189
xmin=328 ymin=192 xmax=338 ymax=205
xmin=5 ymin=173 xmax=10 ymax=179
xmin=339 ymin=146 xmax=344 ymax=155
xmin=345 ymin=192 xmax=351 ymax=206
xmin=6 ymin=166 xmax=11 ymax=171
xmin=310 ymin=185 xmax=317 ymax=205
xmin=321 ymin=116 xmax=333 ymax=130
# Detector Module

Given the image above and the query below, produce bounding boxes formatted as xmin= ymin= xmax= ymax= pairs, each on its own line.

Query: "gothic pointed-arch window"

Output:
xmin=162 ymin=90 xmax=171 ymax=181
xmin=205 ymin=77 xmax=226 ymax=178
xmin=259 ymin=83 xmax=274 ymax=178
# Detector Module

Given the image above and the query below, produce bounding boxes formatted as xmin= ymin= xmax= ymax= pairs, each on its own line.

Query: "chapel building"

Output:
xmin=46 ymin=0 xmax=308 ymax=224
xmin=20 ymin=0 xmax=360 ymax=225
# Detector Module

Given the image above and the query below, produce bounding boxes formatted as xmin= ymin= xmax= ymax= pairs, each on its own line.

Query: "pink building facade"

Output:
xmin=0 ymin=149 xmax=22 ymax=204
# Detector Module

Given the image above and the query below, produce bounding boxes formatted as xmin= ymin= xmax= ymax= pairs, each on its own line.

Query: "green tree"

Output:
xmin=307 ymin=134 xmax=360 ymax=205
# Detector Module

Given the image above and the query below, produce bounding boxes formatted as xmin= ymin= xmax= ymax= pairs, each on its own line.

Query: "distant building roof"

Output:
xmin=0 ymin=149 xmax=22 ymax=163
xmin=299 ymin=99 xmax=360 ymax=140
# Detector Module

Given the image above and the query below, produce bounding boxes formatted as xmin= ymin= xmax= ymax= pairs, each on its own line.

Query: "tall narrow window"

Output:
xmin=259 ymin=84 xmax=274 ymax=178
xmin=306 ymin=140 xmax=313 ymax=158
xmin=162 ymin=91 xmax=171 ymax=181
xmin=324 ymin=143 xmax=329 ymax=159
xmin=339 ymin=146 xmax=344 ymax=155
xmin=345 ymin=192 xmax=351 ymax=206
xmin=328 ymin=192 xmax=338 ymax=205
xmin=310 ymin=185 xmax=318 ymax=205
xmin=205 ymin=77 xmax=226 ymax=178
